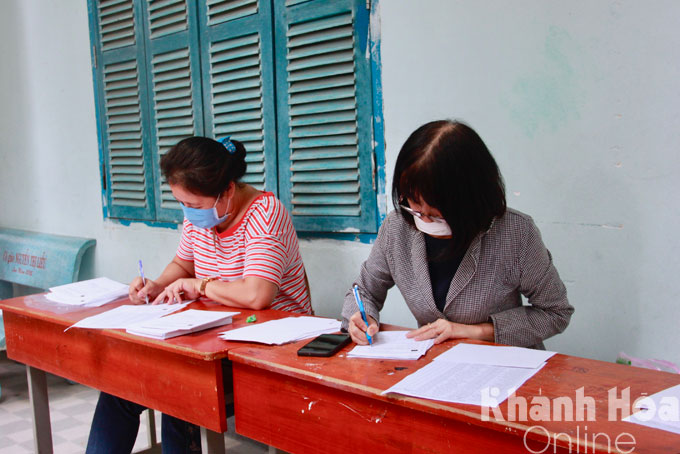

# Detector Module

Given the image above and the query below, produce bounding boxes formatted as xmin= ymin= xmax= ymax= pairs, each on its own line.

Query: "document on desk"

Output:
xmin=434 ymin=343 xmax=556 ymax=369
xmin=126 ymin=309 xmax=240 ymax=340
xmin=622 ymin=384 xmax=680 ymax=434
xmin=382 ymin=360 xmax=544 ymax=406
xmin=65 ymin=302 xmax=190 ymax=331
xmin=46 ymin=277 xmax=129 ymax=307
xmin=218 ymin=316 xmax=341 ymax=345
xmin=347 ymin=331 xmax=434 ymax=360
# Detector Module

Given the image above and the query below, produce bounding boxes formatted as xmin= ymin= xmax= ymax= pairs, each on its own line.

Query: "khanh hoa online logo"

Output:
xmin=480 ymin=386 xmax=679 ymax=453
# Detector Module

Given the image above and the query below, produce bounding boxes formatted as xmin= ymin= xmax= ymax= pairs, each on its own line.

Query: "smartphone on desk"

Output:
xmin=297 ymin=333 xmax=352 ymax=357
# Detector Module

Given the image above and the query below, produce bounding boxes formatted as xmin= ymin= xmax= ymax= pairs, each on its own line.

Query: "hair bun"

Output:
xmin=227 ymin=138 xmax=247 ymax=181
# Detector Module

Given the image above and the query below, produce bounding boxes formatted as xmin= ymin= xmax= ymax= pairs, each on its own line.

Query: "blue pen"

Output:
xmin=352 ymin=284 xmax=373 ymax=346
xmin=138 ymin=260 xmax=150 ymax=304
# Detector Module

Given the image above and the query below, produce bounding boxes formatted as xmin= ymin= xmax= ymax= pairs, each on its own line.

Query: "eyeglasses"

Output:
xmin=399 ymin=204 xmax=446 ymax=223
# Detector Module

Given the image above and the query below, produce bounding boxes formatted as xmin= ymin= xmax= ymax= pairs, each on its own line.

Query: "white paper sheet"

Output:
xmin=347 ymin=331 xmax=434 ymax=360
xmin=47 ymin=277 xmax=129 ymax=307
xmin=65 ymin=302 xmax=190 ymax=331
xmin=623 ymin=384 xmax=680 ymax=434
xmin=434 ymin=343 xmax=556 ymax=369
xmin=126 ymin=309 xmax=240 ymax=339
xmin=219 ymin=316 xmax=341 ymax=345
xmin=382 ymin=360 xmax=544 ymax=406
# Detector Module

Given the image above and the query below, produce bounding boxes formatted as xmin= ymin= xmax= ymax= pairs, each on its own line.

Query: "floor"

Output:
xmin=0 ymin=351 xmax=268 ymax=454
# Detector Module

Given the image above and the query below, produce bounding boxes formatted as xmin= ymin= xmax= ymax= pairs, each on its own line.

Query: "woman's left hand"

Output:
xmin=406 ymin=320 xmax=493 ymax=344
xmin=152 ymin=278 xmax=201 ymax=304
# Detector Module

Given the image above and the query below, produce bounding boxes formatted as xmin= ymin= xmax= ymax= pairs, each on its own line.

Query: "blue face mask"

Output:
xmin=181 ymin=193 xmax=231 ymax=229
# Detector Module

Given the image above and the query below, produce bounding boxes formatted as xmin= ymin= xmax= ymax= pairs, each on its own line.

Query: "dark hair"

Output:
xmin=392 ymin=120 xmax=506 ymax=257
xmin=160 ymin=136 xmax=247 ymax=197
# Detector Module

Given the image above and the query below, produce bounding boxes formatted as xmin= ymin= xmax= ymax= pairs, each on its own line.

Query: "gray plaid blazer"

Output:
xmin=341 ymin=208 xmax=573 ymax=349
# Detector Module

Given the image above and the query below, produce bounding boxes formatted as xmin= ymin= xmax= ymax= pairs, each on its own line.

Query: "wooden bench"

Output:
xmin=0 ymin=227 xmax=96 ymax=299
xmin=0 ymin=227 xmax=96 ymax=397
xmin=0 ymin=228 xmax=160 ymax=451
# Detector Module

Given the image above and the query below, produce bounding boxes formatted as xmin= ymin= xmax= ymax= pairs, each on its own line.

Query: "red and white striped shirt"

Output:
xmin=176 ymin=192 xmax=312 ymax=314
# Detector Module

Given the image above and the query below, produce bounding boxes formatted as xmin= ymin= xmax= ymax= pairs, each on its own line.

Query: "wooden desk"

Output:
xmin=229 ymin=339 xmax=680 ymax=453
xmin=0 ymin=293 xmax=291 ymax=454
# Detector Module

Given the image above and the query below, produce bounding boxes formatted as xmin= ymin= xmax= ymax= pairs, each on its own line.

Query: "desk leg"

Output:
xmin=200 ymin=427 xmax=225 ymax=454
xmin=26 ymin=366 xmax=53 ymax=454
xmin=146 ymin=409 xmax=158 ymax=447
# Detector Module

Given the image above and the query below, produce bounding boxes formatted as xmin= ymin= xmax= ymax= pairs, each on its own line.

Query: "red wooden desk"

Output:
xmin=229 ymin=338 xmax=680 ymax=453
xmin=0 ymin=293 xmax=292 ymax=454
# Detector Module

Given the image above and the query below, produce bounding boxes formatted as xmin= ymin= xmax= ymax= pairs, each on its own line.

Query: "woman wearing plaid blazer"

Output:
xmin=342 ymin=120 xmax=573 ymax=349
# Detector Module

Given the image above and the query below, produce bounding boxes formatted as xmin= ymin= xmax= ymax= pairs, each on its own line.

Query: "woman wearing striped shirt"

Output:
xmin=86 ymin=136 xmax=311 ymax=454
xmin=135 ymin=136 xmax=311 ymax=313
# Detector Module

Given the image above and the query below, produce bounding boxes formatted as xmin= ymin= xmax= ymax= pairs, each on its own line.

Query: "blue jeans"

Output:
xmin=85 ymin=392 xmax=202 ymax=454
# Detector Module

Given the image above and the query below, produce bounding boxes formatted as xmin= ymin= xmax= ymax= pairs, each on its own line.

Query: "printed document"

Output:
xmin=347 ymin=331 xmax=434 ymax=360
xmin=66 ymin=302 xmax=190 ymax=331
xmin=623 ymin=384 xmax=680 ymax=434
xmin=127 ymin=309 xmax=239 ymax=340
xmin=382 ymin=360 xmax=544 ymax=406
xmin=219 ymin=316 xmax=341 ymax=345
xmin=47 ymin=277 xmax=128 ymax=307
xmin=434 ymin=343 xmax=556 ymax=369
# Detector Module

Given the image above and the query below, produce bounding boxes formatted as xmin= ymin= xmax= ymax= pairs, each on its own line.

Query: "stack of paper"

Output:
xmin=347 ymin=331 xmax=434 ymax=360
xmin=219 ymin=316 xmax=341 ymax=345
xmin=382 ymin=343 xmax=556 ymax=406
xmin=46 ymin=277 xmax=128 ymax=307
xmin=127 ymin=309 xmax=240 ymax=340
xmin=66 ymin=302 xmax=191 ymax=331
xmin=623 ymin=384 xmax=680 ymax=434
xmin=434 ymin=343 xmax=555 ymax=368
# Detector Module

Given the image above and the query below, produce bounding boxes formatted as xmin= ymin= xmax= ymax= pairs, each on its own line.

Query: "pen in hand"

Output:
xmin=138 ymin=260 xmax=150 ymax=304
xmin=352 ymin=284 xmax=373 ymax=346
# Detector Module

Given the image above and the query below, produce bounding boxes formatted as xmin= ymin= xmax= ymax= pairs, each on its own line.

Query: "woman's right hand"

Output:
xmin=128 ymin=276 xmax=162 ymax=304
xmin=348 ymin=311 xmax=379 ymax=345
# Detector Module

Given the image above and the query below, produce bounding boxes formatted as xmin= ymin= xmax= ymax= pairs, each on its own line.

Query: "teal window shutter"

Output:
xmin=273 ymin=0 xmax=377 ymax=233
xmin=90 ymin=0 xmax=157 ymax=221
xmin=88 ymin=0 xmax=381 ymax=233
xmin=141 ymin=0 xmax=204 ymax=222
xmin=196 ymin=0 xmax=278 ymax=193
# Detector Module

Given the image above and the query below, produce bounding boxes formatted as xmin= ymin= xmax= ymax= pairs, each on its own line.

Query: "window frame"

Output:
xmin=87 ymin=0 xmax=386 ymax=235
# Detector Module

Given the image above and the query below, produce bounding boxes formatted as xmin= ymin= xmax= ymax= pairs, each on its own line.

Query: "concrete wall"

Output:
xmin=1 ymin=0 xmax=679 ymax=365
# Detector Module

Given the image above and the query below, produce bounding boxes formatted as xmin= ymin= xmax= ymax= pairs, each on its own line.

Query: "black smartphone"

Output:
xmin=297 ymin=334 xmax=352 ymax=357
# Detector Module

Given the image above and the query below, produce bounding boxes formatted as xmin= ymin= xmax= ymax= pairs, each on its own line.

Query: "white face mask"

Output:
xmin=414 ymin=215 xmax=452 ymax=237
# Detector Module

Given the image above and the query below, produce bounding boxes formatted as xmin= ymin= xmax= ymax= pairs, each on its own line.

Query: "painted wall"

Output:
xmin=378 ymin=0 xmax=680 ymax=362
xmin=1 ymin=1 xmax=679 ymax=365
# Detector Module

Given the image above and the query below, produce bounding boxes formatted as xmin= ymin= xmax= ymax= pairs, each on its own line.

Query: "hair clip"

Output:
xmin=220 ymin=136 xmax=236 ymax=154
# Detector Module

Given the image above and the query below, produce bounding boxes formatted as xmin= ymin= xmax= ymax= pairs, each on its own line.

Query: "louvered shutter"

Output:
xmin=274 ymin=0 xmax=377 ymax=233
xmin=196 ymin=0 xmax=278 ymax=192
xmin=141 ymin=0 xmax=203 ymax=222
xmin=284 ymin=0 xmax=313 ymax=6
xmin=89 ymin=0 xmax=156 ymax=220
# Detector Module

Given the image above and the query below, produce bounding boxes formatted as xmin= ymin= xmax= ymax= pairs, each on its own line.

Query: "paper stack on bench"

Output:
xmin=623 ymin=384 xmax=680 ymax=434
xmin=347 ymin=331 xmax=434 ymax=360
xmin=66 ymin=302 xmax=191 ymax=331
xmin=127 ymin=309 xmax=240 ymax=340
xmin=382 ymin=343 xmax=556 ymax=406
xmin=46 ymin=277 xmax=128 ymax=307
xmin=219 ymin=316 xmax=341 ymax=345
